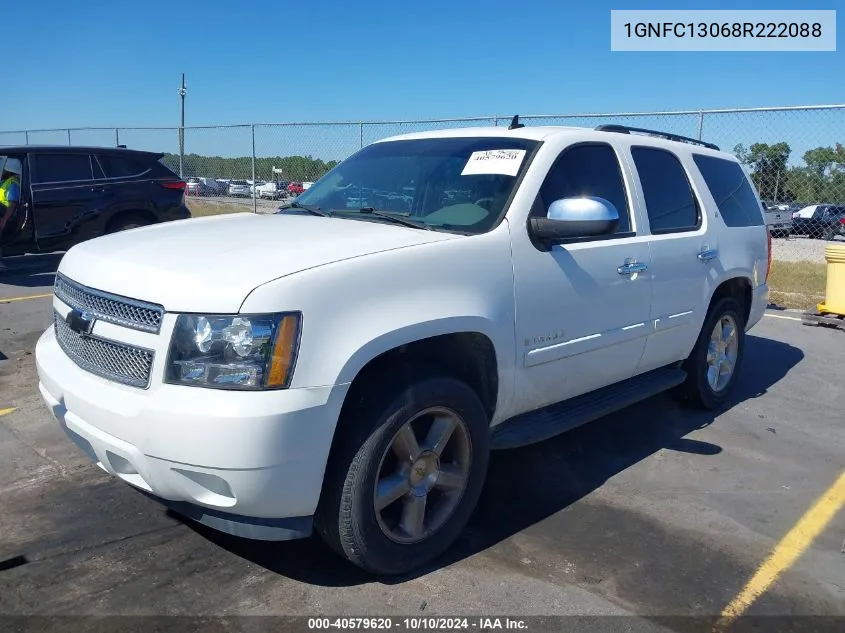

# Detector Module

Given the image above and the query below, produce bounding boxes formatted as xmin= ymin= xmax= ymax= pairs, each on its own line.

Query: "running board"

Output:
xmin=489 ymin=366 xmax=687 ymax=450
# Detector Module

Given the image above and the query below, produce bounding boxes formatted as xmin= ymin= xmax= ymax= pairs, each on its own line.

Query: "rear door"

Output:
xmin=29 ymin=152 xmax=99 ymax=251
xmin=630 ymin=146 xmax=715 ymax=374
xmin=818 ymin=205 xmax=845 ymax=239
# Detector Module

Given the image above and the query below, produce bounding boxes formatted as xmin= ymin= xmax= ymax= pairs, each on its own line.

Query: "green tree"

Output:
xmin=733 ymin=142 xmax=792 ymax=202
xmin=161 ymin=153 xmax=340 ymax=181
xmin=802 ymin=144 xmax=845 ymax=177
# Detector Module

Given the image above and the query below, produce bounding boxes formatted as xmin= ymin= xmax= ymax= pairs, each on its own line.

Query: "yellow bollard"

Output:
xmin=818 ymin=243 xmax=845 ymax=316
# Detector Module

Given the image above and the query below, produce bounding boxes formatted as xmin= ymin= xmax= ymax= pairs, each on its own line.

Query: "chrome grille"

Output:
xmin=54 ymin=311 xmax=154 ymax=389
xmin=54 ymin=273 xmax=164 ymax=334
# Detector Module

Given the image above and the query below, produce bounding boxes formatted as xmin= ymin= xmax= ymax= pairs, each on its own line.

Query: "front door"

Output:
xmin=29 ymin=152 xmax=99 ymax=252
xmin=509 ymin=142 xmax=653 ymax=414
xmin=0 ymin=153 xmax=33 ymax=252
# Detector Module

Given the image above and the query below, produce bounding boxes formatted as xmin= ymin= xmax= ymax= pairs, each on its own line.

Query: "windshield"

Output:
xmin=294 ymin=136 xmax=539 ymax=234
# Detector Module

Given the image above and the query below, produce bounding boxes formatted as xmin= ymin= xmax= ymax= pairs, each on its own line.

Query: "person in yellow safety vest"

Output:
xmin=0 ymin=157 xmax=22 ymax=273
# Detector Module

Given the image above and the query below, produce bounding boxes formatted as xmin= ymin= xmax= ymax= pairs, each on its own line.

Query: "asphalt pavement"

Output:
xmin=1 ymin=253 xmax=844 ymax=632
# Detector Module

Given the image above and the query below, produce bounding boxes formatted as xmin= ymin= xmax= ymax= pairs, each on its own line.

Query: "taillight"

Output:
xmin=161 ymin=181 xmax=186 ymax=190
xmin=766 ymin=229 xmax=772 ymax=283
xmin=839 ymin=218 xmax=845 ymax=225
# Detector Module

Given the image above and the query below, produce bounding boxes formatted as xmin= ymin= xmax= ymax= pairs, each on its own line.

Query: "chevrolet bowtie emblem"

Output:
xmin=66 ymin=308 xmax=95 ymax=336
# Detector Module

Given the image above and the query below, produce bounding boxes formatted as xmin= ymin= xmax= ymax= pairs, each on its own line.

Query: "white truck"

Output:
xmin=35 ymin=121 xmax=770 ymax=576
xmin=255 ymin=181 xmax=289 ymax=200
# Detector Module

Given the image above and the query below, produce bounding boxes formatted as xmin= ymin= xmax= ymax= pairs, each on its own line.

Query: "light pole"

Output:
xmin=178 ymin=73 xmax=186 ymax=178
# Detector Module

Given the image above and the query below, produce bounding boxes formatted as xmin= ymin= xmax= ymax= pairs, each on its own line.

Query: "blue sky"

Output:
xmin=3 ymin=0 xmax=843 ymax=164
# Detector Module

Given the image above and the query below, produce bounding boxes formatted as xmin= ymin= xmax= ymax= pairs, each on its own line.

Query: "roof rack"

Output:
xmin=594 ymin=124 xmax=720 ymax=151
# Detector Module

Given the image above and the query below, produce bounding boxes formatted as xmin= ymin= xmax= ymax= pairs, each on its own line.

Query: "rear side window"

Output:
xmin=97 ymin=154 xmax=149 ymax=178
xmin=538 ymin=143 xmax=632 ymax=234
xmin=631 ymin=147 xmax=700 ymax=234
xmin=692 ymin=154 xmax=764 ymax=227
xmin=32 ymin=153 xmax=93 ymax=184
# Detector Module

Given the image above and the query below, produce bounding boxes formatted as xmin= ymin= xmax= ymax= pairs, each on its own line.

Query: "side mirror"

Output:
xmin=530 ymin=196 xmax=620 ymax=242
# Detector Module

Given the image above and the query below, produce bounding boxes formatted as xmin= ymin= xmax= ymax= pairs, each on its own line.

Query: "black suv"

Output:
xmin=0 ymin=146 xmax=190 ymax=256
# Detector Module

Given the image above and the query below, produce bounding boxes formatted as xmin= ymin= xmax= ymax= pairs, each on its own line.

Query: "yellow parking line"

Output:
xmin=0 ymin=407 xmax=16 ymax=417
xmin=764 ymin=313 xmax=803 ymax=322
xmin=713 ymin=470 xmax=845 ymax=631
xmin=0 ymin=292 xmax=53 ymax=303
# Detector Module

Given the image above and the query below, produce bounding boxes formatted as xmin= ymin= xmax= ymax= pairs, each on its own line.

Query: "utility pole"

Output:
xmin=178 ymin=73 xmax=186 ymax=178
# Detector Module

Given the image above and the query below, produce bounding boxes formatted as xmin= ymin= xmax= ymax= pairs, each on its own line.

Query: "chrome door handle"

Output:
xmin=617 ymin=261 xmax=648 ymax=275
xmin=698 ymin=249 xmax=718 ymax=262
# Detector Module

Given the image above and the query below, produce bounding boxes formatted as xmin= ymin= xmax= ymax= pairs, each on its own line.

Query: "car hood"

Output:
xmin=57 ymin=212 xmax=458 ymax=313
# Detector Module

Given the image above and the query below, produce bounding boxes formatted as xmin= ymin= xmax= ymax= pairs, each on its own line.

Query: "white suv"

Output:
xmin=35 ymin=122 xmax=770 ymax=576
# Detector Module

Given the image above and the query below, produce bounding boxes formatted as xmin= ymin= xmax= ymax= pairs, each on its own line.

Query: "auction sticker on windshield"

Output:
xmin=461 ymin=149 xmax=526 ymax=177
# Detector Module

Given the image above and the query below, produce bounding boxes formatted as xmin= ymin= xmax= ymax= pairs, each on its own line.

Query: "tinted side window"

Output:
xmin=538 ymin=143 xmax=631 ymax=234
xmin=692 ymin=154 xmax=763 ymax=227
xmin=92 ymin=156 xmax=105 ymax=179
xmin=32 ymin=154 xmax=93 ymax=184
xmin=97 ymin=154 xmax=148 ymax=178
xmin=632 ymin=147 xmax=699 ymax=234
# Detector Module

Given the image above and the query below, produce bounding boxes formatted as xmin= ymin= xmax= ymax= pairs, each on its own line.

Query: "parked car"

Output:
xmin=763 ymin=202 xmax=793 ymax=238
xmin=0 ymin=146 xmax=190 ymax=257
xmin=35 ymin=124 xmax=769 ymax=577
xmin=228 ymin=180 xmax=251 ymax=197
xmin=256 ymin=181 xmax=290 ymax=200
xmin=185 ymin=177 xmax=201 ymax=196
xmin=198 ymin=177 xmax=227 ymax=196
xmin=790 ymin=204 xmax=845 ymax=240
xmin=287 ymin=181 xmax=305 ymax=196
xmin=248 ymin=180 xmax=267 ymax=195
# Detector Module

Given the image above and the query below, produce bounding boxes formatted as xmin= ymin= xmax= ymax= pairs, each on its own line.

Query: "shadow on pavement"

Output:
xmin=0 ymin=253 xmax=62 ymax=290
xmin=172 ymin=333 xmax=804 ymax=587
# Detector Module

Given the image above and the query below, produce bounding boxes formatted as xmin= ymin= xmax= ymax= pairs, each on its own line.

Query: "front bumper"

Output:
xmin=35 ymin=325 xmax=349 ymax=540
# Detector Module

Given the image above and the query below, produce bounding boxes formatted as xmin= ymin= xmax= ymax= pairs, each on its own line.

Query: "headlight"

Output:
xmin=165 ymin=312 xmax=301 ymax=390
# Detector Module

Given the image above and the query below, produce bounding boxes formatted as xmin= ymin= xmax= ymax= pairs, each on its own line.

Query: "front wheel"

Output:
xmin=315 ymin=374 xmax=490 ymax=576
xmin=676 ymin=296 xmax=746 ymax=410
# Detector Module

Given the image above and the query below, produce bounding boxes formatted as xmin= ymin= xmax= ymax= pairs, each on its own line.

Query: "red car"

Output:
xmin=287 ymin=182 xmax=305 ymax=196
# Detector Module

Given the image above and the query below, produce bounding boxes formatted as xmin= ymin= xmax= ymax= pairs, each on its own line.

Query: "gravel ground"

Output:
xmin=186 ymin=194 xmax=284 ymax=214
xmin=770 ymin=235 xmax=844 ymax=264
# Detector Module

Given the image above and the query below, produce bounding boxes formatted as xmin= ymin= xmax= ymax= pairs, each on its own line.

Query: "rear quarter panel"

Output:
xmin=695 ymin=156 xmax=769 ymax=328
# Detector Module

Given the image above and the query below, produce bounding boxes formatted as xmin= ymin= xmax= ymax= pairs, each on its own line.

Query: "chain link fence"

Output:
xmin=3 ymin=105 xmax=844 ymax=307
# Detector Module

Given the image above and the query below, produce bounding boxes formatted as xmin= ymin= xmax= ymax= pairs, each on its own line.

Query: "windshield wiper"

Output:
xmin=350 ymin=207 xmax=434 ymax=231
xmin=279 ymin=201 xmax=330 ymax=217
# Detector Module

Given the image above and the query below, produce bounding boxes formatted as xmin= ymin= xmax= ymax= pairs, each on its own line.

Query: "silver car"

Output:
xmin=228 ymin=180 xmax=251 ymax=197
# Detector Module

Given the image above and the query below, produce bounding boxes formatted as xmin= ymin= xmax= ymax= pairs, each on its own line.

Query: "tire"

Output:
xmin=107 ymin=214 xmax=152 ymax=234
xmin=676 ymin=296 xmax=746 ymax=410
xmin=314 ymin=372 xmax=490 ymax=576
